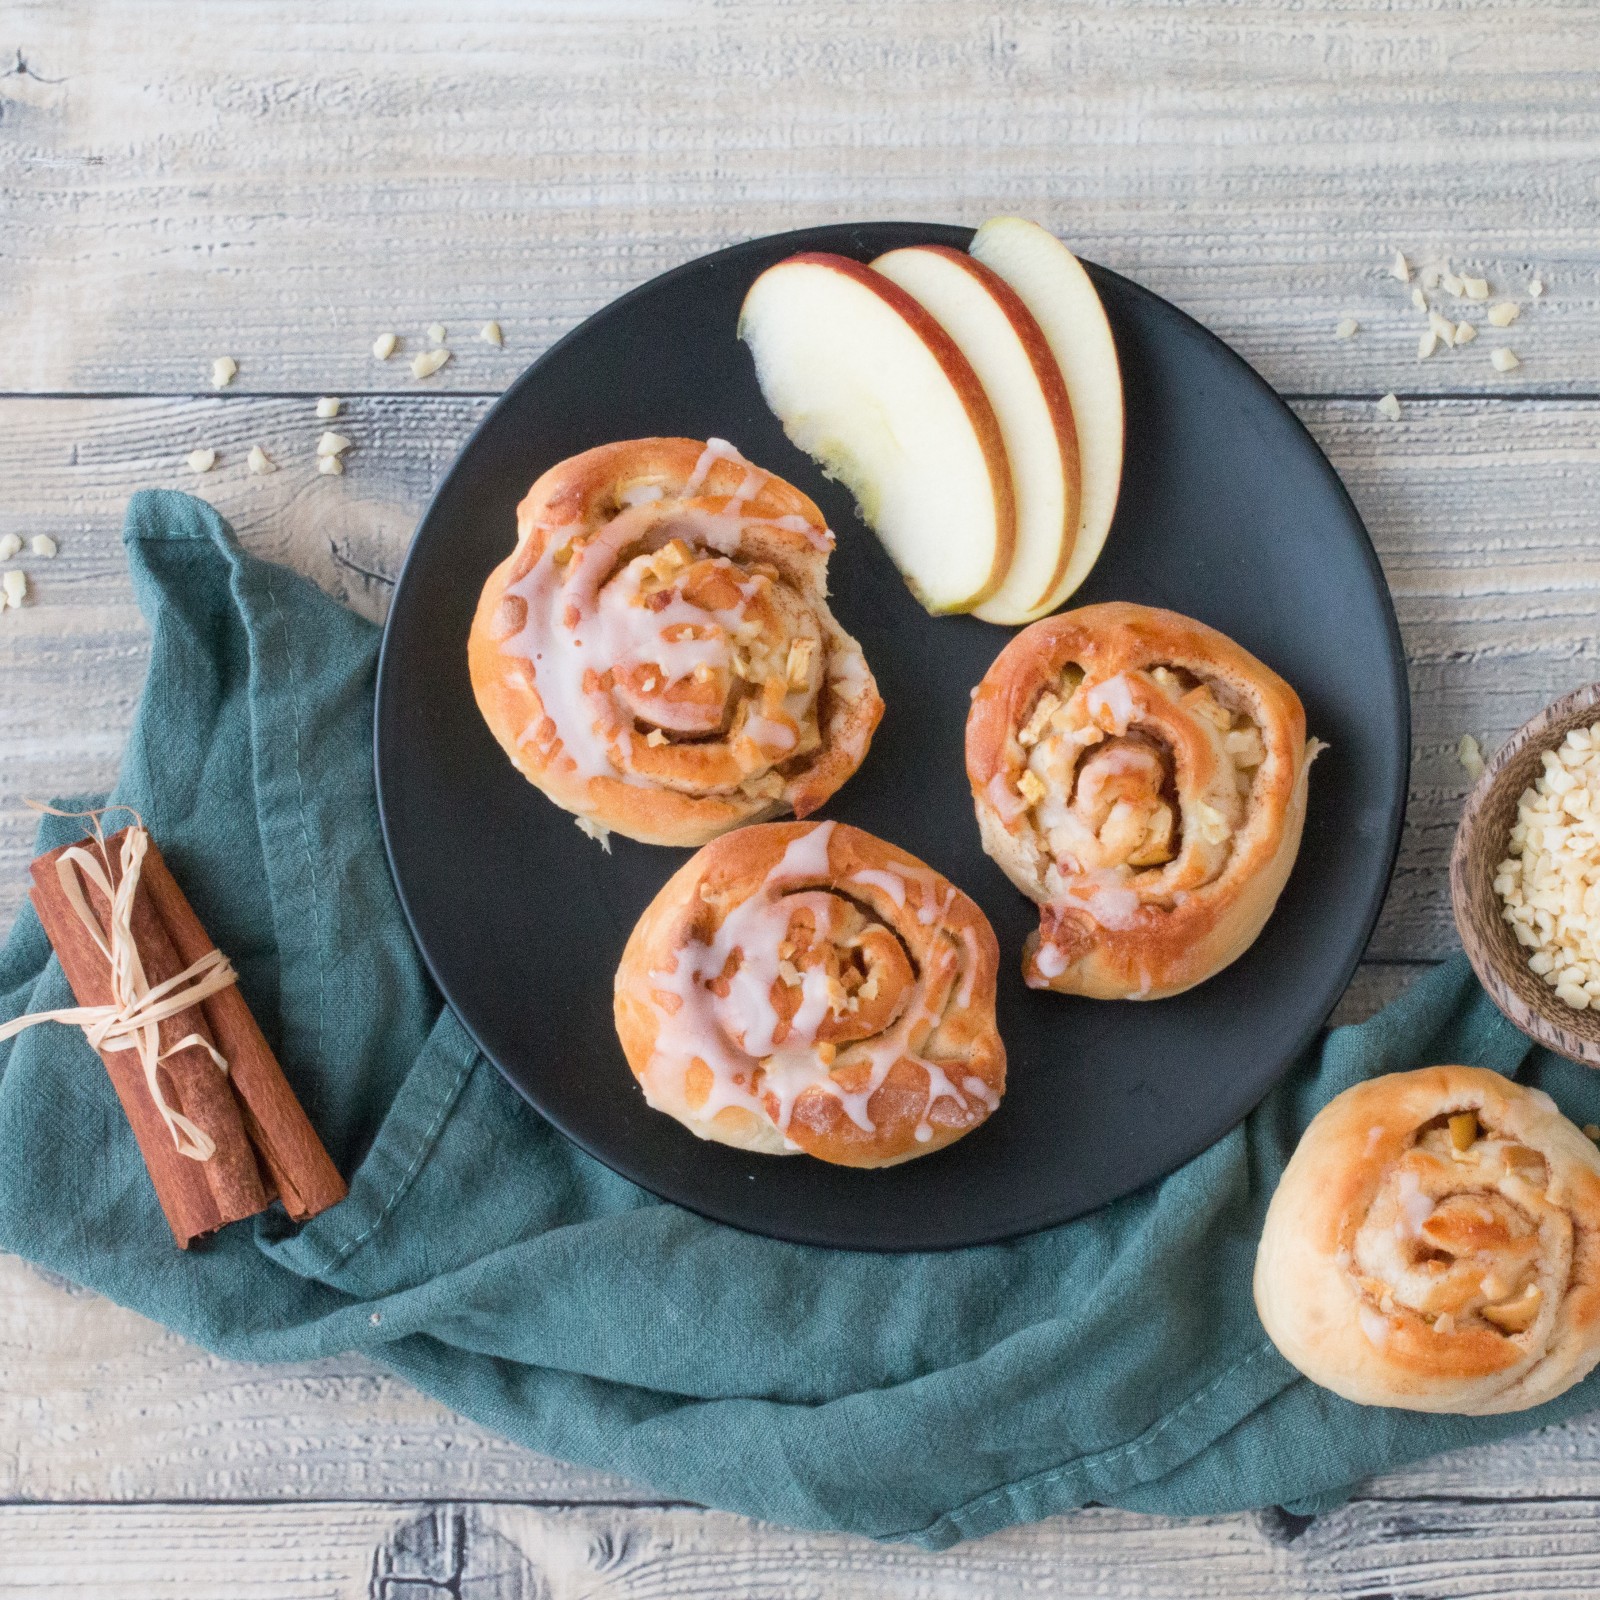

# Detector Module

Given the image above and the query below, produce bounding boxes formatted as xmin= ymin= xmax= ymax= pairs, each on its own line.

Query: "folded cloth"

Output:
xmin=3 ymin=490 xmax=1598 ymax=1548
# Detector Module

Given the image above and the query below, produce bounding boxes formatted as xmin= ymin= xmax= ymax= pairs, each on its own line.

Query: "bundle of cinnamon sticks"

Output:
xmin=25 ymin=824 xmax=345 ymax=1247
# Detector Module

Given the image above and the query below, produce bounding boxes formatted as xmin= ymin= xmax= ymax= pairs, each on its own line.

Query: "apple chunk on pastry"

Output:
xmin=738 ymin=252 xmax=1016 ymax=615
xmin=873 ymin=244 xmax=1083 ymax=626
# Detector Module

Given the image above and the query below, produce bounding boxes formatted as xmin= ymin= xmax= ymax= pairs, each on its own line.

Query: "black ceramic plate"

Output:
xmin=375 ymin=222 xmax=1409 ymax=1251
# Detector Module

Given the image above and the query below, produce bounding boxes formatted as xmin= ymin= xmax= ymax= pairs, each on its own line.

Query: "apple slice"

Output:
xmin=737 ymin=252 xmax=1015 ymax=614
xmin=873 ymin=244 xmax=1082 ymax=626
xmin=968 ymin=217 xmax=1124 ymax=619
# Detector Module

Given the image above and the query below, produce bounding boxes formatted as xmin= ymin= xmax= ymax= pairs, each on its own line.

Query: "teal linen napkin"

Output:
xmin=4 ymin=490 xmax=1598 ymax=1547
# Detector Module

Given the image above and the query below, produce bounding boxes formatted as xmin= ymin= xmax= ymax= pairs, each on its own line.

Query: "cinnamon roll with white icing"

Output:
xmin=966 ymin=601 xmax=1318 ymax=999
xmin=1256 ymin=1066 xmax=1600 ymax=1413
xmin=613 ymin=820 xmax=1005 ymax=1167
xmin=469 ymin=438 xmax=883 ymax=848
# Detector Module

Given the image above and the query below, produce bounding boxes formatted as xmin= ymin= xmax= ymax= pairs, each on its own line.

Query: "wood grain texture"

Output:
xmin=3 ymin=1 xmax=1596 ymax=398
xmin=0 ymin=1254 xmax=647 ymax=1506
xmin=14 ymin=1493 xmax=1600 ymax=1599
xmin=6 ymin=1 xmax=1600 ymax=1586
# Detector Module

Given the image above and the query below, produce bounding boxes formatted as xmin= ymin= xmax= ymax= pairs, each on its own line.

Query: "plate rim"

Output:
xmin=374 ymin=221 xmax=1412 ymax=1250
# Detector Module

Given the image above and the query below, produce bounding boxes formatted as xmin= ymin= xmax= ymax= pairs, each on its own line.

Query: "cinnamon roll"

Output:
xmin=1255 ymin=1066 xmax=1600 ymax=1414
xmin=469 ymin=438 xmax=883 ymax=848
xmin=613 ymin=820 xmax=1005 ymax=1167
xmin=966 ymin=601 xmax=1318 ymax=999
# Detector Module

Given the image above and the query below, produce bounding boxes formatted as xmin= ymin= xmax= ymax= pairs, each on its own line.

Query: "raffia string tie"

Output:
xmin=0 ymin=804 xmax=239 ymax=1161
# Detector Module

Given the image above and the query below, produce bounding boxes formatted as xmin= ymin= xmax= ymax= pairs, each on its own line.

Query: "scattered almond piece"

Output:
xmin=1441 ymin=270 xmax=1465 ymax=298
xmin=1377 ymin=392 xmax=1402 ymax=421
xmin=1411 ymin=287 xmax=1427 ymax=312
xmin=1490 ymin=346 xmax=1521 ymax=373
xmin=1421 ymin=262 xmax=1443 ymax=291
xmin=1458 ymin=733 xmax=1485 ymax=782
xmin=210 ymin=356 xmax=237 ymax=390
xmin=1389 ymin=250 xmax=1411 ymax=283
xmin=247 ymin=444 xmax=276 ymax=475
xmin=0 ymin=533 xmax=20 ymax=561
xmin=1427 ymin=311 xmax=1456 ymax=347
xmin=645 ymin=728 xmax=667 ymax=747
xmin=1454 ymin=322 xmax=1476 ymax=345
xmin=318 ymin=454 xmax=344 ymax=476
xmin=427 ymin=323 xmax=447 ymax=345
xmin=1462 ymin=277 xmax=1490 ymax=301
xmin=372 ymin=332 xmax=399 ymax=360
xmin=2 ymin=570 xmax=27 ymax=609
xmin=30 ymin=534 xmax=57 ymax=558
xmin=316 ymin=396 xmax=342 ymax=419
xmin=1418 ymin=329 xmax=1438 ymax=360
xmin=574 ymin=815 xmax=612 ymax=852
xmin=1528 ymin=278 xmax=1545 ymax=299
xmin=186 ymin=448 xmax=217 ymax=474
xmin=1487 ymin=302 xmax=1519 ymax=328
xmin=479 ymin=320 xmax=503 ymax=347
xmin=411 ymin=348 xmax=451 ymax=380
xmin=316 ymin=430 xmax=353 ymax=458
xmin=1334 ymin=317 xmax=1359 ymax=340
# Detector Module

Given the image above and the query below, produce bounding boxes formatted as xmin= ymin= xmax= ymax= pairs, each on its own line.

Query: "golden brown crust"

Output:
xmin=469 ymin=438 xmax=883 ymax=847
xmin=965 ymin=601 xmax=1315 ymax=999
xmin=1255 ymin=1066 xmax=1600 ymax=1413
xmin=613 ymin=821 xmax=1005 ymax=1168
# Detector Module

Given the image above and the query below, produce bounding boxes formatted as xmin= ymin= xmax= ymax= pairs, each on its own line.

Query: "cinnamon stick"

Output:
xmin=29 ymin=854 xmax=262 ymax=1245
xmin=138 ymin=843 xmax=346 ymax=1220
xmin=27 ymin=826 xmax=345 ymax=1246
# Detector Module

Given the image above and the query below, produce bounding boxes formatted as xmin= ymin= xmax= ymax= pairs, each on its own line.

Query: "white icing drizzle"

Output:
xmin=741 ymin=712 xmax=798 ymax=753
xmin=1394 ymin=1167 xmax=1436 ymax=1237
xmin=1065 ymin=869 xmax=1143 ymax=931
xmin=962 ymin=1074 xmax=1000 ymax=1111
xmin=1085 ymin=673 xmax=1136 ymax=735
xmin=642 ymin=823 xmax=983 ymax=1142
xmin=851 ymin=867 xmax=908 ymax=908
xmin=618 ymin=484 xmax=665 ymax=506
xmin=1358 ymin=1306 xmax=1391 ymax=1348
xmin=684 ymin=436 xmax=748 ymax=496
xmin=956 ymin=927 xmax=981 ymax=1007
xmin=1035 ymin=939 xmax=1069 ymax=979
xmin=986 ymin=772 xmax=1028 ymax=825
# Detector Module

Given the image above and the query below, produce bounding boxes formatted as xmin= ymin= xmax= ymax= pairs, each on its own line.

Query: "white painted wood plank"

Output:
xmin=12 ymin=1493 xmax=1600 ymax=1599
xmin=2 ymin=2 xmax=1595 ymax=397
xmin=5 ymin=395 xmax=1597 ymax=960
xmin=0 ymin=1254 xmax=646 ymax=1506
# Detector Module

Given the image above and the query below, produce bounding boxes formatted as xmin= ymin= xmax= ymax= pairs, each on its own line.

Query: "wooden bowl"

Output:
xmin=1451 ymin=681 xmax=1600 ymax=1066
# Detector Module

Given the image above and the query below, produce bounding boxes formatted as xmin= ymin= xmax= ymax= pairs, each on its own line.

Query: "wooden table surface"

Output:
xmin=5 ymin=2 xmax=1600 ymax=1594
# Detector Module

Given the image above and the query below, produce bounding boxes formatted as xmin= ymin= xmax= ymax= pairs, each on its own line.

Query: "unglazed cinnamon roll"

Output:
xmin=469 ymin=438 xmax=883 ymax=847
xmin=966 ymin=601 xmax=1318 ymax=999
xmin=614 ymin=820 xmax=1005 ymax=1167
xmin=1255 ymin=1066 xmax=1600 ymax=1414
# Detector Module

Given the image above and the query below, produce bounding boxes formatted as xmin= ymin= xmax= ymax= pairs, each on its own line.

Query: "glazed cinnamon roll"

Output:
xmin=614 ymin=821 xmax=1005 ymax=1167
xmin=469 ymin=438 xmax=883 ymax=848
xmin=1255 ymin=1066 xmax=1600 ymax=1414
xmin=966 ymin=602 xmax=1318 ymax=999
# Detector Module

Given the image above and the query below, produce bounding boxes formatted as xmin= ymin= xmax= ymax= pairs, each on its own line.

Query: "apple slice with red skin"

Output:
xmin=737 ymin=252 xmax=1016 ymax=615
xmin=969 ymin=217 xmax=1124 ymax=620
xmin=873 ymin=244 xmax=1083 ymax=626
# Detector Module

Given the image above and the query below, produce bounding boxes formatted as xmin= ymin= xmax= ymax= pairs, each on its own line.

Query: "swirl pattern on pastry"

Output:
xmin=613 ymin=820 xmax=1005 ymax=1167
xmin=469 ymin=438 xmax=883 ymax=847
xmin=965 ymin=601 xmax=1318 ymax=999
xmin=1255 ymin=1066 xmax=1600 ymax=1414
